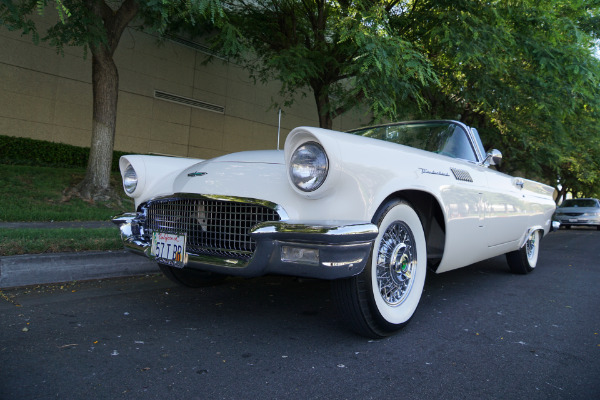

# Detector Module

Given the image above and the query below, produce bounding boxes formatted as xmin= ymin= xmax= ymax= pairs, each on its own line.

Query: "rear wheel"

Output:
xmin=158 ymin=264 xmax=227 ymax=288
xmin=506 ymin=230 xmax=540 ymax=274
xmin=332 ymin=200 xmax=427 ymax=338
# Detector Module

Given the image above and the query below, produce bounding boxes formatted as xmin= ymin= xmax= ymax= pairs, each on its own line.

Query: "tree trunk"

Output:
xmin=77 ymin=49 xmax=119 ymax=202
xmin=313 ymin=86 xmax=333 ymax=129
xmin=72 ymin=0 xmax=139 ymax=202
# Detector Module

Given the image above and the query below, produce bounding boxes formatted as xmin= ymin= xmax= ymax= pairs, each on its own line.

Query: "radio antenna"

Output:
xmin=277 ymin=108 xmax=282 ymax=150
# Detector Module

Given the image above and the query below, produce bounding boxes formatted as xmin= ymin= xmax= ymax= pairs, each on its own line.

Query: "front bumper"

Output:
xmin=554 ymin=215 xmax=600 ymax=227
xmin=113 ymin=213 xmax=378 ymax=280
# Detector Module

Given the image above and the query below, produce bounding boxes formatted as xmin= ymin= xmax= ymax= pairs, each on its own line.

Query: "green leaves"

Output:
xmin=392 ymin=0 xmax=600 ymax=198
xmin=226 ymin=0 xmax=439 ymax=127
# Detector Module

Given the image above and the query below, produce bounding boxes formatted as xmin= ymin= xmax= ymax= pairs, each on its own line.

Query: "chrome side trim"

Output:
xmin=250 ymin=221 xmax=378 ymax=243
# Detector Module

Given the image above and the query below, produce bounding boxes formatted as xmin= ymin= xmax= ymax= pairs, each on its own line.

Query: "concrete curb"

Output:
xmin=0 ymin=250 xmax=159 ymax=289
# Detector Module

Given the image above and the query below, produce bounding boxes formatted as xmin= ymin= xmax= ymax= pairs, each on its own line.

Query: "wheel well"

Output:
xmin=380 ymin=190 xmax=446 ymax=271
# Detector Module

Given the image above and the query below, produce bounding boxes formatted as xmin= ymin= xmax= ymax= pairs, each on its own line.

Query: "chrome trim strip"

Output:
xmin=250 ymin=221 xmax=378 ymax=244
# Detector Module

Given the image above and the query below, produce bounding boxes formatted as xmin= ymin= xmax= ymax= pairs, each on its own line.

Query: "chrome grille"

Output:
xmin=144 ymin=198 xmax=281 ymax=259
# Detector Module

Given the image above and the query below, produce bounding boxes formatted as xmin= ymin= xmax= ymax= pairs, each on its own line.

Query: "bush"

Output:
xmin=0 ymin=135 xmax=130 ymax=171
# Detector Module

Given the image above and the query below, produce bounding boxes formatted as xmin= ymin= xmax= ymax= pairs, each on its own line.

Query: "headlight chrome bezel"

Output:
xmin=289 ymin=141 xmax=329 ymax=192
xmin=123 ymin=163 xmax=138 ymax=194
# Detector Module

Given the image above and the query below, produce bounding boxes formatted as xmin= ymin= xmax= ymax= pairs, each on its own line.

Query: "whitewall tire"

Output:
xmin=332 ymin=200 xmax=427 ymax=338
xmin=506 ymin=230 xmax=540 ymax=274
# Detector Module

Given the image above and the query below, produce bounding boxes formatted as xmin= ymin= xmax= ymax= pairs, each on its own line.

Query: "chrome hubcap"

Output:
xmin=376 ymin=221 xmax=417 ymax=306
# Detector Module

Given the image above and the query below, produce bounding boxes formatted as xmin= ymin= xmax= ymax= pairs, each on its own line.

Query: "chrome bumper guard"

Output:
xmin=112 ymin=213 xmax=378 ymax=280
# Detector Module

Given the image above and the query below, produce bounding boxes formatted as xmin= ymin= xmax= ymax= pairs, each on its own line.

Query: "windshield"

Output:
xmin=560 ymin=199 xmax=599 ymax=208
xmin=348 ymin=121 xmax=477 ymax=162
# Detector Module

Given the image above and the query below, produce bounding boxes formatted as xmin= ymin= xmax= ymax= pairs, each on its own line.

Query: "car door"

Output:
xmin=480 ymin=169 xmax=530 ymax=248
xmin=433 ymin=126 xmax=492 ymax=273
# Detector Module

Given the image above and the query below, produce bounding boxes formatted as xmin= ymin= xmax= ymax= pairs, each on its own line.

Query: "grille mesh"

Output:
xmin=145 ymin=198 xmax=280 ymax=259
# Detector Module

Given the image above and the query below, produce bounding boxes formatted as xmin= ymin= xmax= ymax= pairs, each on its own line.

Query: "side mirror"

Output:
xmin=484 ymin=149 xmax=502 ymax=167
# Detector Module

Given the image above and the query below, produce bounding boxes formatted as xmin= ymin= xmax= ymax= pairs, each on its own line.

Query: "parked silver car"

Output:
xmin=554 ymin=198 xmax=600 ymax=230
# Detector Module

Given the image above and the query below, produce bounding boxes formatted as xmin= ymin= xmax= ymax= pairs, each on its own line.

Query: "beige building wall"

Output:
xmin=0 ymin=16 xmax=369 ymax=160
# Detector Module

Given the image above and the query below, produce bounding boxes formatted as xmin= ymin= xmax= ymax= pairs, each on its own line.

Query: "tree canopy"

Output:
xmin=223 ymin=0 xmax=438 ymax=128
xmin=388 ymin=0 xmax=600 ymax=199
xmin=2 ymin=0 xmax=599 ymax=199
xmin=0 ymin=0 xmax=238 ymax=202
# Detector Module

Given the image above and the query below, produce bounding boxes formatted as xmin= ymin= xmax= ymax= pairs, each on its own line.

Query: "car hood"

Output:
xmin=201 ymin=150 xmax=285 ymax=165
xmin=169 ymin=150 xmax=289 ymax=205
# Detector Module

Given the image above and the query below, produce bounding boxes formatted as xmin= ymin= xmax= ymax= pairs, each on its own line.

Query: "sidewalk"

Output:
xmin=0 ymin=221 xmax=158 ymax=289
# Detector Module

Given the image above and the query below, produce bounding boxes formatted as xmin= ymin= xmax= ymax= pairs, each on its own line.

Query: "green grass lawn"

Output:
xmin=0 ymin=164 xmax=134 ymax=222
xmin=0 ymin=228 xmax=123 ymax=256
xmin=1 ymin=164 xmax=134 ymax=255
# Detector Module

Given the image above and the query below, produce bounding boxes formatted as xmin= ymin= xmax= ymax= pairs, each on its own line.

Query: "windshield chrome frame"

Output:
xmin=347 ymin=120 xmax=484 ymax=164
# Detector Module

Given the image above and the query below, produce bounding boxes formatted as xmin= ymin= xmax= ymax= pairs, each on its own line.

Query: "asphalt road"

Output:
xmin=1 ymin=228 xmax=598 ymax=399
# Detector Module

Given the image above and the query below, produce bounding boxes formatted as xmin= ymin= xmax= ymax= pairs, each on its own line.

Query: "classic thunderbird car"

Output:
xmin=113 ymin=120 xmax=557 ymax=338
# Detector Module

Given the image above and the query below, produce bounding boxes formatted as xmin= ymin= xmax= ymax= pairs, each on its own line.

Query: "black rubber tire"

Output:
xmin=158 ymin=264 xmax=227 ymax=288
xmin=331 ymin=199 xmax=427 ymax=338
xmin=506 ymin=230 xmax=540 ymax=274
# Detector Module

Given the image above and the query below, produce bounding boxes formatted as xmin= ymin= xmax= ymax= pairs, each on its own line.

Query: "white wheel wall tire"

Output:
xmin=332 ymin=200 xmax=427 ymax=338
xmin=506 ymin=230 xmax=540 ymax=274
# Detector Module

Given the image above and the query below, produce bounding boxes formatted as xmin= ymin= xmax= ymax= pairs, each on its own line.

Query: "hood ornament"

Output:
xmin=188 ymin=171 xmax=207 ymax=177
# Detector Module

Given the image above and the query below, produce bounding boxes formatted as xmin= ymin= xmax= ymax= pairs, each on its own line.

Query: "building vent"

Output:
xmin=451 ymin=168 xmax=473 ymax=182
xmin=167 ymin=35 xmax=225 ymax=60
xmin=154 ymin=90 xmax=225 ymax=114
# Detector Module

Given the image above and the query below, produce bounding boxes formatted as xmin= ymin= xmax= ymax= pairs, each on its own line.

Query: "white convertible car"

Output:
xmin=113 ymin=120 xmax=557 ymax=338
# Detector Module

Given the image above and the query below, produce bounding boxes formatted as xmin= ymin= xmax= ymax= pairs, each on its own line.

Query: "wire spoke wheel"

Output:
xmin=525 ymin=231 xmax=537 ymax=263
xmin=376 ymin=221 xmax=417 ymax=306
xmin=331 ymin=200 xmax=427 ymax=338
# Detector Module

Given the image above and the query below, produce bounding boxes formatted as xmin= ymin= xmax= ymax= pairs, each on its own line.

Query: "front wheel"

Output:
xmin=332 ymin=200 xmax=427 ymax=338
xmin=158 ymin=264 xmax=227 ymax=288
xmin=506 ymin=230 xmax=540 ymax=274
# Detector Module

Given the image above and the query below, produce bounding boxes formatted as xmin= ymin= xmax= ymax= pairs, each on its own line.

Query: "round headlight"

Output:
xmin=123 ymin=164 xmax=138 ymax=194
xmin=289 ymin=142 xmax=328 ymax=192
